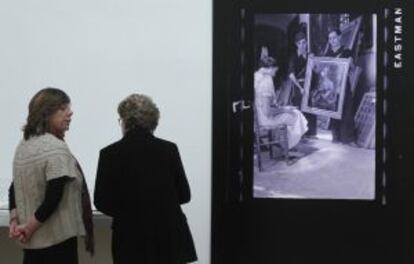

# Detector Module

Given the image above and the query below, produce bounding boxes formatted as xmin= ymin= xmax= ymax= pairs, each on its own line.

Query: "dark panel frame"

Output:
xmin=212 ymin=0 xmax=414 ymax=263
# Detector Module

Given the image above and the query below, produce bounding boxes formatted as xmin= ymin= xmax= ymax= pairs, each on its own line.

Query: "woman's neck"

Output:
xmin=297 ymin=49 xmax=307 ymax=58
xmin=259 ymin=67 xmax=271 ymax=75
xmin=49 ymin=129 xmax=65 ymax=140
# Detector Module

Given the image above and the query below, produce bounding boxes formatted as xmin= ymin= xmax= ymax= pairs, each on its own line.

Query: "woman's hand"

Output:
xmin=298 ymin=86 xmax=305 ymax=95
xmin=16 ymin=216 xmax=41 ymax=244
xmin=9 ymin=219 xmax=22 ymax=239
xmin=8 ymin=209 xmax=21 ymax=239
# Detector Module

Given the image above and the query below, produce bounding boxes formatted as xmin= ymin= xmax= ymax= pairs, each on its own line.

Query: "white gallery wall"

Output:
xmin=0 ymin=1 xmax=212 ymax=263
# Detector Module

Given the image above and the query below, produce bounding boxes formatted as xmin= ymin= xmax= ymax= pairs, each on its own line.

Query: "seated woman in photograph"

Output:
xmin=254 ymin=56 xmax=308 ymax=149
xmin=310 ymin=66 xmax=337 ymax=111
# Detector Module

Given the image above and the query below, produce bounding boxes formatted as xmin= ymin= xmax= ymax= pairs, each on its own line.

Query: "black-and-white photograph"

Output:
xmin=253 ymin=13 xmax=376 ymax=200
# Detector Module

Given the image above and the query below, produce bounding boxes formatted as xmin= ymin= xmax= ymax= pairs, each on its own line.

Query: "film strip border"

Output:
xmin=383 ymin=8 xmax=389 ymax=205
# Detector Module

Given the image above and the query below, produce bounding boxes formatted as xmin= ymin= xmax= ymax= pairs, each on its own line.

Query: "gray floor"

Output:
xmin=254 ymin=130 xmax=376 ymax=200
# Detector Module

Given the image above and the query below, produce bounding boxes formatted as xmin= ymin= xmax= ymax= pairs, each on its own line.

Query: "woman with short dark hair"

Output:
xmin=287 ymin=31 xmax=318 ymax=137
xmin=94 ymin=93 xmax=197 ymax=264
xmin=8 ymin=87 xmax=94 ymax=264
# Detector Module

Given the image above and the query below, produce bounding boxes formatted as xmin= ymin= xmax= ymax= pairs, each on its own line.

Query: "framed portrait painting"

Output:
xmin=301 ymin=56 xmax=351 ymax=119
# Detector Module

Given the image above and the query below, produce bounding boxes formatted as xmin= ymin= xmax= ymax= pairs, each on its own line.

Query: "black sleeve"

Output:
xmin=8 ymin=182 xmax=16 ymax=211
xmin=171 ymin=144 xmax=191 ymax=204
xmin=341 ymin=48 xmax=352 ymax=58
xmin=94 ymin=150 xmax=116 ymax=216
xmin=34 ymin=176 xmax=71 ymax=223
xmin=287 ymin=55 xmax=296 ymax=76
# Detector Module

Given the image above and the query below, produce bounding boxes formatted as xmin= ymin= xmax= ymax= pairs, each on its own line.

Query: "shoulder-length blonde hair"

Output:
xmin=23 ymin=88 xmax=71 ymax=140
xmin=118 ymin=94 xmax=160 ymax=133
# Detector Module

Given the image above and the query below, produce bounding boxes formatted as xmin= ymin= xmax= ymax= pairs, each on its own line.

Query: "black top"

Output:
xmin=325 ymin=45 xmax=356 ymax=143
xmin=288 ymin=52 xmax=307 ymax=79
xmin=9 ymin=177 xmax=69 ymax=223
xmin=287 ymin=52 xmax=309 ymax=108
xmin=94 ymin=127 xmax=197 ymax=263
xmin=325 ymin=46 xmax=352 ymax=59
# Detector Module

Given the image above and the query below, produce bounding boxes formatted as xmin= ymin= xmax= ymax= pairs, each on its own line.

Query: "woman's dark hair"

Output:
xmin=294 ymin=31 xmax=307 ymax=43
xmin=23 ymin=87 xmax=71 ymax=140
xmin=328 ymin=27 xmax=342 ymax=36
xmin=258 ymin=56 xmax=277 ymax=68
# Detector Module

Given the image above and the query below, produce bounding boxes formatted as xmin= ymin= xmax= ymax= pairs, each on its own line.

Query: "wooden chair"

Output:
xmin=254 ymin=107 xmax=289 ymax=172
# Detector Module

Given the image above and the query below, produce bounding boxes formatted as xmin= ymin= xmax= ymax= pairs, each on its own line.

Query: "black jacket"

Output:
xmin=94 ymin=128 xmax=197 ymax=263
